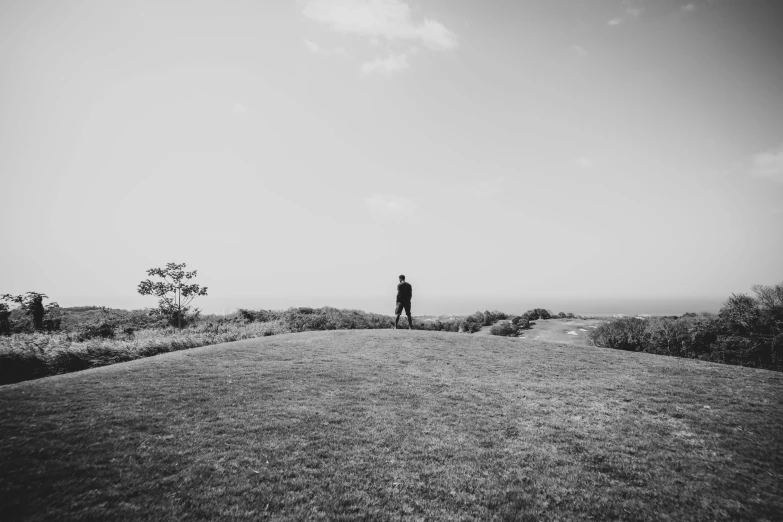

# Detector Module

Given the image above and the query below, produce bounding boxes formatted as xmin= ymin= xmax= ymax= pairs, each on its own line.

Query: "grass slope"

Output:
xmin=1 ymin=330 xmax=781 ymax=521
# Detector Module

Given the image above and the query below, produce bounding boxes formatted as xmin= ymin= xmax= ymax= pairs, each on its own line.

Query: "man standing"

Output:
xmin=395 ymin=275 xmax=413 ymax=329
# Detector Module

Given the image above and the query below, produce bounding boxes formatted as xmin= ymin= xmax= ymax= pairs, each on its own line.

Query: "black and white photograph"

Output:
xmin=1 ymin=0 xmax=782 ymax=520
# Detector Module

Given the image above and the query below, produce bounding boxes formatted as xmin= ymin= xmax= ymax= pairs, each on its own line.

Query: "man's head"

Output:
xmin=399 ymin=275 xmax=405 ymax=282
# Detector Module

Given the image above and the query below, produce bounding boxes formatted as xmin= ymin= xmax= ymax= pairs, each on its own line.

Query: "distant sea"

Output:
xmin=141 ymin=295 xmax=727 ymax=318
xmin=435 ymin=297 xmax=725 ymax=316
xmin=409 ymin=297 xmax=727 ymax=318
xmin=207 ymin=296 xmax=726 ymax=318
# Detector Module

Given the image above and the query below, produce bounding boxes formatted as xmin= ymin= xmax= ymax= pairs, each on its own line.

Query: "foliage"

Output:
xmin=279 ymin=307 xmax=392 ymax=332
xmin=5 ymin=305 xmax=526 ymax=385
xmin=513 ymin=316 xmax=530 ymax=329
xmin=751 ymin=283 xmax=783 ymax=319
xmin=137 ymin=262 xmax=208 ymax=328
xmin=0 ymin=292 xmax=61 ymax=333
xmin=415 ymin=318 xmax=461 ymax=333
xmin=588 ymin=283 xmax=783 ymax=371
xmin=237 ymin=309 xmax=280 ymax=323
xmin=719 ymin=293 xmax=761 ymax=335
xmin=73 ymin=310 xmax=118 ymax=342
xmin=0 ymin=320 xmax=288 ymax=385
xmin=0 ymin=303 xmax=10 ymax=336
xmin=455 ymin=321 xmax=481 ymax=333
xmin=489 ymin=321 xmax=519 ymax=337
xmin=588 ymin=317 xmax=650 ymax=351
xmin=532 ymin=308 xmax=551 ymax=320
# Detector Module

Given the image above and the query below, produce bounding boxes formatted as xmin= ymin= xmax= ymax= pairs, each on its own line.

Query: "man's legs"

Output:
xmin=406 ymin=313 xmax=413 ymax=329
xmin=395 ymin=313 xmax=401 ymax=329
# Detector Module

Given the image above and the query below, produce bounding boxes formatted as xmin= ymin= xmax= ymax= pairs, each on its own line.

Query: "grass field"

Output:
xmin=1 ymin=330 xmax=781 ymax=521
xmin=518 ymin=318 xmax=604 ymax=346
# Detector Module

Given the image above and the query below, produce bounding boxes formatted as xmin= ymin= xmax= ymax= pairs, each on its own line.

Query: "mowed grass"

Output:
xmin=1 ymin=331 xmax=781 ymax=521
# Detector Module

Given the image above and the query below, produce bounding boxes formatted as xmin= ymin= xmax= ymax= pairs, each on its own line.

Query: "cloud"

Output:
xmin=303 ymin=0 xmax=457 ymax=50
xmin=608 ymin=0 xmax=643 ymax=26
xmin=232 ymin=103 xmax=247 ymax=115
xmin=361 ymin=53 xmax=409 ymax=75
xmin=305 ymin=39 xmax=323 ymax=53
xmin=682 ymin=3 xmax=696 ymax=12
xmin=622 ymin=0 xmax=643 ymax=17
xmin=572 ymin=45 xmax=587 ymax=56
xmin=750 ymin=144 xmax=783 ymax=184
xmin=365 ymin=193 xmax=417 ymax=222
xmin=304 ymin=39 xmax=347 ymax=56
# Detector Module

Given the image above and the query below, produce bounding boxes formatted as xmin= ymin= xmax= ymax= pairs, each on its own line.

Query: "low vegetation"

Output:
xmin=0 ymin=304 xmax=574 ymax=385
xmin=489 ymin=321 xmax=519 ymax=337
xmin=1 ymin=330 xmax=780 ymax=520
xmin=0 ymin=320 xmax=288 ymax=385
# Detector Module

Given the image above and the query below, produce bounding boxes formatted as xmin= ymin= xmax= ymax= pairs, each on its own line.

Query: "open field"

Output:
xmin=518 ymin=318 xmax=604 ymax=347
xmin=1 ymin=330 xmax=781 ymax=521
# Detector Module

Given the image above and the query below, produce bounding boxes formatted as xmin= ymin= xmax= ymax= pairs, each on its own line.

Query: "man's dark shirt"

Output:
xmin=397 ymin=282 xmax=412 ymax=303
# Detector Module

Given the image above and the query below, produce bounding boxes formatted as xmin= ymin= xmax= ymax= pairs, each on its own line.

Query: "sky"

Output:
xmin=1 ymin=0 xmax=782 ymax=316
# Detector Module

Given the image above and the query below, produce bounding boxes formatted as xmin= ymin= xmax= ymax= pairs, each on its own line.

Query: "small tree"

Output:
xmin=1 ymin=292 xmax=58 ymax=331
xmin=0 ymin=302 xmax=10 ymax=335
xmin=137 ymin=262 xmax=208 ymax=330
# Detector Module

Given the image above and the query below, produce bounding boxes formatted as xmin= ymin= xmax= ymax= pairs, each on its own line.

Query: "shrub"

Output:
xmin=685 ymin=315 xmax=720 ymax=355
xmin=489 ymin=322 xmax=518 ymax=337
xmin=465 ymin=312 xmax=483 ymax=324
xmin=74 ymin=322 xmax=116 ymax=342
xmin=588 ymin=318 xmax=649 ymax=351
xmin=238 ymin=309 xmax=279 ymax=323
xmin=0 ymin=343 xmax=49 ymax=384
xmin=645 ymin=316 xmax=692 ymax=356
xmin=482 ymin=311 xmax=493 ymax=326
xmin=719 ymin=293 xmax=761 ymax=336
xmin=0 ymin=320 xmax=290 ymax=385
xmin=491 ymin=310 xmax=509 ymax=321
xmin=709 ymin=334 xmax=773 ymax=368
xmin=460 ymin=321 xmax=483 ymax=333
xmin=278 ymin=307 xmax=393 ymax=333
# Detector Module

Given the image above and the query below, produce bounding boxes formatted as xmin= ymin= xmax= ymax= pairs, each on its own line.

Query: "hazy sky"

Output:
xmin=1 ymin=0 xmax=782 ymax=315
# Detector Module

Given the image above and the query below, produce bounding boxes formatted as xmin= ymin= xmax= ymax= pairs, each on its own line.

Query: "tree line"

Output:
xmin=588 ymin=283 xmax=783 ymax=371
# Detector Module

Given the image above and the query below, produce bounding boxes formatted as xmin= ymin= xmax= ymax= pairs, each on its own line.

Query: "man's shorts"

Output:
xmin=395 ymin=301 xmax=411 ymax=315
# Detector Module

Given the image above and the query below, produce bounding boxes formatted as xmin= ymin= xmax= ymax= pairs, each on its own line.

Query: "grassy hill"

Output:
xmin=1 ymin=330 xmax=781 ymax=521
